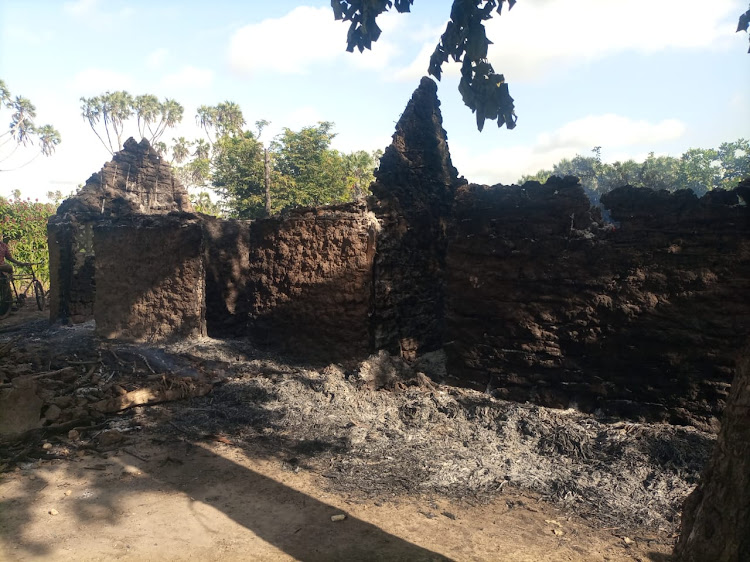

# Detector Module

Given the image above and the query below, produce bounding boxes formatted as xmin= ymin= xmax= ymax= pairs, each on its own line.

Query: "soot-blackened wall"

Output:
xmin=446 ymin=179 xmax=750 ymax=430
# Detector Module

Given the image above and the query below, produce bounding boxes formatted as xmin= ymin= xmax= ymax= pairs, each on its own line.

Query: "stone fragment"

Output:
xmin=97 ymin=429 xmax=125 ymax=447
xmin=44 ymin=404 xmax=62 ymax=422
xmin=0 ymin=381 xmax=42 ymax=437
xmin=330 ymin=514 xmax=346 ymax=522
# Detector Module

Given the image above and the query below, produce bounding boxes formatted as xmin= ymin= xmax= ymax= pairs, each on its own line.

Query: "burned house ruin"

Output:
xmin=48 ymin=78 xmax=750 ymax=433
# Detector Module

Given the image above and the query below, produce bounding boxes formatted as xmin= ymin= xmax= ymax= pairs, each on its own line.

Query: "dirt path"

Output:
xmin=1 ymin=436 xmax=670 ymax=562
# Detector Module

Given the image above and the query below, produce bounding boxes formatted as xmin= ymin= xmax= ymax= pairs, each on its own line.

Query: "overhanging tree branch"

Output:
xmin=332 ymin=0 xmax=517 ymax=131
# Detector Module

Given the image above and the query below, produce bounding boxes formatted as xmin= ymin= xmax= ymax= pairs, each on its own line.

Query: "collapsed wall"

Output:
xmin=47 ymin=138 xmax=192 ymax=324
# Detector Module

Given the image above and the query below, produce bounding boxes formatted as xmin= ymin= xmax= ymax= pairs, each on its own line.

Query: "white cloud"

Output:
xmin=395 ymin=0 xmax=739 ymax=82
xmin=227 ymin=5 xmax=402 ymax=75
xmin=4 ymin=26 xmax=54 ymax=46
xmin=146 ymin=48 xmax=169 ymax=70
xmin=160 ymin=66 xmax=214 ymax=89
xmin=392 ymin=42 xmax=435 ymax=82
xmin=451 ymin=113 xmax=687 ymax=185
xmin=63 ymin=0 xmax=132 ymax=24
xmin=63 ymin=0 xmax=98 ymax=15
xmin=535 ymin=114 xmax=686 ymax=152
xmin=229 ymin=6 xmax=343 ymax=75
xmin=68 ymin=68 xmax=135 ymax=95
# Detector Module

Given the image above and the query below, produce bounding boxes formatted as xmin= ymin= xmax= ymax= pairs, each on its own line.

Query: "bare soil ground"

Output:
xmin=1 ymin=307 xmax=710 ymax=561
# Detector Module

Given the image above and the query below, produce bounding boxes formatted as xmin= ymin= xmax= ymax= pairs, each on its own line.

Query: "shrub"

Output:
xmin=0 ymin=196 xmax=56 ymax=288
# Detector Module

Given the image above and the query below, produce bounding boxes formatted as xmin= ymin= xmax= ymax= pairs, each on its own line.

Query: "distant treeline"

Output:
xmin=519 ymin=139 xmax=749 ymax=203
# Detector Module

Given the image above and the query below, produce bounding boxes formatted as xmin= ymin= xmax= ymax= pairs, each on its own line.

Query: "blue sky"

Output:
xmin=1 ymin=0 xmax=748 ymax=201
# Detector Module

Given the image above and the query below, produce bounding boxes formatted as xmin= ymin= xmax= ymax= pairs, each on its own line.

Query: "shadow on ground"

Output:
xmin=1 ymin=437 xmax=450 ymax=561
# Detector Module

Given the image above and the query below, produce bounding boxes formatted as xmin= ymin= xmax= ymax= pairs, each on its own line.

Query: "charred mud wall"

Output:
xmin=202 ymin=216 xmax=252 ymax=338
xmin=242 ymin=202 xmax=377 ymax=362
xmin=47 ymin=216 xmax=96 ymax=324
xmin=93 ymin=213 xmax=206 ymax=342
xmin=446 ymin=180 xmax=750 ymax=430
xmin=44 ymin=79 xmax=750 ymax=430
xmin=368 ymin=77 xmax=464 ymax=360
xmin=57 ymin=137 xmax=192 ymax=217
xmin=48 ymin=138 xmax=192 ymax=324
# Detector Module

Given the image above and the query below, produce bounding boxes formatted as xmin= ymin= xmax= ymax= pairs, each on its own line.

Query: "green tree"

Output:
xmin=271 ymin=121 xmax=349 ymax=207
xmin=190 ymin=191 xmax=223 ymax=216
xmin=211 ymin=131 xmax=266 ymax=218
xmin=333 ymin=0 xmax=517 ymax=131
xmin=677 ymin=148 xmax=719 ymax=196
xmin=639 ymin=152 xmax=681 ymax=192
xmin=343 ymin=149 xmax=382 ymax=199
xmin=0 ymin=79 xmax=61 ymax=171
xmin=717 ymin=138 xmax=750 ymax=189
xmin=518 ymin=139 xmax=749 ymax=201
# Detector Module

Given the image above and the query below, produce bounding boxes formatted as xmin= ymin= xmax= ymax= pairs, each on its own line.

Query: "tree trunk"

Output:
xmin=674 ymin=342 xmax=750 ymax=561
xmin=264 ymin=148 xmax=271 ymax=217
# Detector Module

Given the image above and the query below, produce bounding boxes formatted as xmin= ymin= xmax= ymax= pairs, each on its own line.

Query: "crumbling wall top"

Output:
xmin=57 ymin=137 xmax=193 ymax=218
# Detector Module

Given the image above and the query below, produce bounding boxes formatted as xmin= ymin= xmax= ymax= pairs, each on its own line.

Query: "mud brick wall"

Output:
xmin=47 ymin=216 xmax=96 ymax=324
xmin=57 ymin=137 xmax=192 ymax=217
xmin=202 ymin=216 xmax=252 ymax=337
xmin=369 ymin=77 xmax=464 ymax=360
xmin=446 ymin=180 xmax=750 ymax=430
xmin=93 ymin=214 xmax=206 ymax=342
xmin=48 ymin=138 xmax=192 ymax=324
xmin=244 ymin=202 xmax=376 ymax=362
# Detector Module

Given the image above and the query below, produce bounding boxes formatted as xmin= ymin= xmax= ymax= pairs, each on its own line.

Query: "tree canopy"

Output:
xmin=0 ymin=79 xmax=61 ymax=172
xmin=80 ymin=91 xmax=184 ymax=154
xmin=520 ymin=139 xmax=750 ymax=204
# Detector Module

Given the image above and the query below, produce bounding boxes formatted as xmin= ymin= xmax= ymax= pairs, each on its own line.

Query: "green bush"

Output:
xmin=0 ymin=196 xmax=55 ymax=288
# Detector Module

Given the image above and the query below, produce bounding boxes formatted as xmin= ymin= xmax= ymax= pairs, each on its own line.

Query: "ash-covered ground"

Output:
xmin=1 ymin=317 xmax=714 ymax=538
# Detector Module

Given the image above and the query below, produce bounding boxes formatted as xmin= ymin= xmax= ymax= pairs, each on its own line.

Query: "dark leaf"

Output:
xmin=737 ymin=11 xmax=750 ymax=32
xmin=331 ymin=1 xmax=344 ymax=20
xmin=476 ymin=108 xmax=486 ymax=132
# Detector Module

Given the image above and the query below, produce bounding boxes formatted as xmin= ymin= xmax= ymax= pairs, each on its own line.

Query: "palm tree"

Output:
xmin=37 ymin=125 xmax=61 ymax=157
xmin=9 ymin=96 xmax=37 ymax=146
xmin=171 ymin=136 xmax=192 ymax=164
xmin=193 ymin=138 xmax=211 ymax=160
xmin=103 ymin=90 xmax=134 ymax=151
xmin=149 ymin=98 xmax=184 ymax=144
xmin=344 ymin=149 xmax=381 ymax=199
xmin=1 ymin=80 xmax=62 ymax=171
xmin=133 ymin=94 xmax=160 ymax=141
xmin=215 ymin=101 xmax=245 ymax=138
xmin=80 ymin=95 xmax=111 ymax=154
xmin=0 ymin=79 xmax=10 ymax=106
xmin=196 ymin=105 xmax=217 ymax=143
